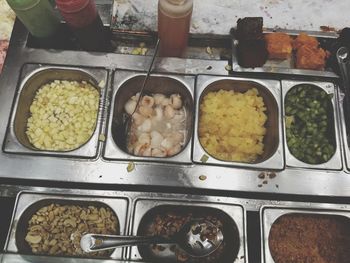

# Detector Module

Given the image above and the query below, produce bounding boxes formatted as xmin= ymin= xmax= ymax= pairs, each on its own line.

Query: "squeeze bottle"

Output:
xmin=55 ymin=0 xmax=110 ymax=52
xmin=158 ymin=0 xmax=193 ymax=57
xmin=6 ymin=0 xmax=60 ymax=38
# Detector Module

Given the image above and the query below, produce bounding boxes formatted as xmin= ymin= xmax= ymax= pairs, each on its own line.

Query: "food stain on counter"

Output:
xmin=126 ymin=162 xmax=135 ymax=172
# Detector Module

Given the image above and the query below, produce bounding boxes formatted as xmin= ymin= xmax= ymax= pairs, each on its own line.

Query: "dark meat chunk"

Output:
xmin=237 ymin=39 xmax=268 ymax=68
xmin=236 ymin=17 xmax=263 ymax=40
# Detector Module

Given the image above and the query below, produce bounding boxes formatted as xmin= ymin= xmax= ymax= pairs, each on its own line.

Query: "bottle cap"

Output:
xmin=167 ymin=0 xmax=186 ymax=5
xmin=55 ymin=0 xmax=90 ymax=13
xmin=56 ymin=0 xmax=97 ymax=28
xmin=6 ymin=0 xmax=40 ymax=11
xmin=159 ymin=0 xmax=193 ymax=17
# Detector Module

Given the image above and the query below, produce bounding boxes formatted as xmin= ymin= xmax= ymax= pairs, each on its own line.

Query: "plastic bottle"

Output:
xmin=6 ymin=0 xmax=60 ymax=38
xmin=158 ymin=0 xmax=193 ymax=57
xmin=55 ymin=0 xmax=110 ymax=52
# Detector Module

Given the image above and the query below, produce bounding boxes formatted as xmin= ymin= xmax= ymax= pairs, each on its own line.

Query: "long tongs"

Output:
xmin=117 ymin=39 xmax=160 ymax=151
xmin=336 ymin=47 xmax=350 ymax=130
xmin=130 ymin=38 xmax=160 ymax=117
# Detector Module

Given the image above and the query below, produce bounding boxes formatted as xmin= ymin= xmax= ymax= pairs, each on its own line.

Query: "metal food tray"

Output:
xmin=260 ymin=205 xmax=350 ymax=263
xmin=193 ymin=75 xmax=284 ymax=170
xmin=339 ymin=93 xmax=350 ymax=171
xmin=104 ymin=70 xmax=195 ymax=163
xmin=129 ymin=198 xmax=247 ymax=263
xmin=3 ymin=64 xmax=109 ymax=159
xmin=281 ymin=80 xmax=342 ymax=170
xmin=231 ymin=29 xmax=339 ymax=78
xmin=0 ymin=19 xmax=349 ymax=198
xmin=6 ymin=192 xmax=130 ymax=260
xmin=1 ymin=186 xmax=350 ymax=263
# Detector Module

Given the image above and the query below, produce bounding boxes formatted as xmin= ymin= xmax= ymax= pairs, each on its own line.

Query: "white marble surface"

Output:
xmin=0 ymin=0 xmax=15 ymax=41
xmin=113 ymin=0 xmax=350 ymax=34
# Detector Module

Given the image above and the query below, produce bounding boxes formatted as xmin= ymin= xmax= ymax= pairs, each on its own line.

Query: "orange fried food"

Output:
xmin=293 ymin=33 xmax=319 ymax=50
xmin=296 ymin=45 xmax=328 ymax=70
xmin=265 ymin=32 xmax=293 ymax=60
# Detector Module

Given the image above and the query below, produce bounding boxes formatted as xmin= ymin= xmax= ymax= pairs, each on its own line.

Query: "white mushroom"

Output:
xmin=161 ymin=137 xmax=175 ymax=150
xmin=167 ymin=131 xmax=185 ymax=145
xmin=139 ymin=105 xmax=154 ymax=117
xmin=151 ymin=147 xmax=167 ymax=157
xmin=140 ymin=95 xmax=155 ymax=108
xmin=142 ymin=146 xmax=152 ymax=156
xmin=161 ymin=98 xmax=171 ymax=106
xmin=154 ymin=106 xmax=163 ymax=121
xmin=138 ymin=133 xmax=151 ymax=145
xmin=164 ymin=105 xmax=175 ymax=119
xmin=170 ymin=94 xmax=182 ymax=109
xmin=124 ymin=99 xmax=137 ymax=115
xmin=134 ymin=142 xmax=150 ymax=156
xmin=153 ymin=93 xmax=166 ymax=105
xmin=132 ymin=112 xmax=145 ymax=126
xmin=173 ymin=107 xmax=186 ymax=122
xmin=131 ymin=92 xmax=140 ymax=101
xmin=150 ymin=131 xmax=164 ymax=148
xmin=167 ymin=143 xmax=182 ymax=156
xmin=126 ymin=92 xmax=187 ymax=157
xmin=138 ymin=118 xmax=152 ymax=132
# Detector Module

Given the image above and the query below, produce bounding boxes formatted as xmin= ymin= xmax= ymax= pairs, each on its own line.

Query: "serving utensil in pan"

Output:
xmin=116 ymin=39 xmax=160 ymax=151
xmin=80 ymin=219 xmax=223 ymax=258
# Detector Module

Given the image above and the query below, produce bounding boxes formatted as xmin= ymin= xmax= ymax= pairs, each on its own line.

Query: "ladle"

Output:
xmin=80 ymin=219 xmax=223 ymax=258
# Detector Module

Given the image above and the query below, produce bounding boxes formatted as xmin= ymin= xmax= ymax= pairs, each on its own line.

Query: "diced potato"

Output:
xmin=26 ymin=80 xmax=99 ymax=151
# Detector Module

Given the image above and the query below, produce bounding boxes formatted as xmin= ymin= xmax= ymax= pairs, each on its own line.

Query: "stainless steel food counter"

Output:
xmin=0 ymin=8 xmax=350 ymax=263
xmin=0 ymin=185 xmax=349 ymax=263
xmin=0 ymin=20 xmax=349 ymax=197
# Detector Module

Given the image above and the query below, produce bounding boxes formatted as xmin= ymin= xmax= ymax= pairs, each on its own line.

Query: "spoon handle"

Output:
xmin=80 ymin=233 xmax=172 ymax=253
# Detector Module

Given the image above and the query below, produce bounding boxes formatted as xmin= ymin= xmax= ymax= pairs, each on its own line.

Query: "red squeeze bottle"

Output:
xmin=55 ymin=0 xmax=110 ymax=52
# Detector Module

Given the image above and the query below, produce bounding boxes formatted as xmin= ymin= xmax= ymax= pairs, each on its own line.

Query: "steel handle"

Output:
xmin=131 ymin=38 xmax=161 ymax=116
xmin=80 ymin=233 xmax=171 ymax=252
xmin=336 ymin=47 xmax=350 ymax=128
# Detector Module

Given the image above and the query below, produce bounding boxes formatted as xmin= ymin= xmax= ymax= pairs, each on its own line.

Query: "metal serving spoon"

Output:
xmin=80 ymin=220 xmax=223 ymax=258
xmin=116 ymin=38 xmax=160 ymax=151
